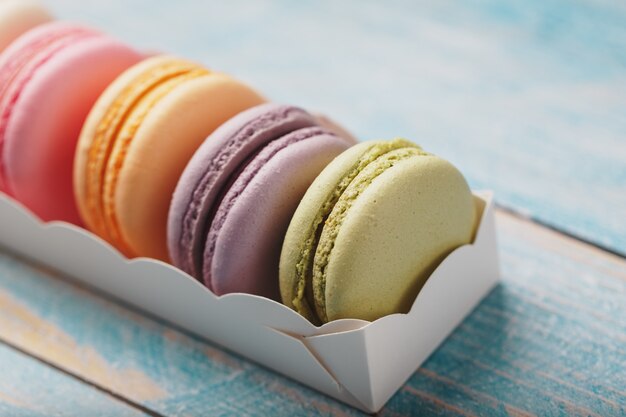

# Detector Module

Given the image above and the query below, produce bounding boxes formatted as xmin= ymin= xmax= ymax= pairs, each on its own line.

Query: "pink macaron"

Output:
xmin=0 ymin=21 xmax=143 ymax=224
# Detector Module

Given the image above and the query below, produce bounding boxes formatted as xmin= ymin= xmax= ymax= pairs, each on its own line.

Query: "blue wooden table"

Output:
xmin=1 ymin=1 xmax=625 ymax=415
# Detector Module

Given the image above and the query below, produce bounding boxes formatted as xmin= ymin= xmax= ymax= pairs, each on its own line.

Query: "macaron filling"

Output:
xmin=84 ymin=60 xmax=210 ymax=254
xmin=202 ymin=126 xmax=338 ymax=292
xmin=177 ymin=106 xmax=316 ymax=279
xmin=291 ymin=139 xmax=426 ymax=323
xmin=312 ymin=146 xmax=427 ymax=322
xmin=0 ymin=26 xmax=97 ymax=193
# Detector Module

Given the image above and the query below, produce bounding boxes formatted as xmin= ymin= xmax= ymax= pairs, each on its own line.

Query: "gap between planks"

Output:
xmin=0 ymin=337 xmax=167 ymax=417
xmin=496 ymin=206 xmax=626 ymax=281
xmin=497 ymin=203 xmax=626 ymax=262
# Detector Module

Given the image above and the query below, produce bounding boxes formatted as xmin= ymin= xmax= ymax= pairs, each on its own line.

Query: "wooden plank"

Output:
xmin=395 ymin=211 xmax=626 ymax=417
xmin=0 ymin=210 xmax=624 ymax=416
xmin=42 ymin=0 xmax=626 ymax=254
xmin=0 ymin=343 xmax=150 ymax=417
xmin=0 ymin=250 xmax=363 ymax=417
xmin=2 ymin=1 xmax=624 ymax=416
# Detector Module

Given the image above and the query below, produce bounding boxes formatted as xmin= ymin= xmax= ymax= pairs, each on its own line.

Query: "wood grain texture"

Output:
xmin=402 ymin=211 xmax=626 ymax=417
xmin=0 ymin=210 xmax=623 ymax=416
xmin=40 ymin=0 xmax=626 ymax=254
xmin=0 ymin=251 xmax=363 ymax=417
xmin=0 ymin=343 xmax=149 ymax=417
xmin=0 ymin=0 xmax=624 ymax=415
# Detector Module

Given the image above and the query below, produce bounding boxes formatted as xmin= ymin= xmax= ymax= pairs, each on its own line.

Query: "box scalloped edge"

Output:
xmin=0 ymin=191 xmax=500 ymax=413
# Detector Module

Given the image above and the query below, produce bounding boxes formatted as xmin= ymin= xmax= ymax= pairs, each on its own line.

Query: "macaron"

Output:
xmin=314 ymin=113 xmax=358 ymax=144
xmin=0 ymin=21 xmax=143 ymax=223
xmin=74 ymin=55 xmax=265 ymax=261
xmin=280 ymin=139 xmax=477 ymax=323
xmin=0 ymin=0 xmax=52 ymax=52
xmin=168 ymin=103 xmax=355 ymax=299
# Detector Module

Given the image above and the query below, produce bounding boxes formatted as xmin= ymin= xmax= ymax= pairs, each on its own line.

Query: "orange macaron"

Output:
xmin=74 ymin=55 xmax=265 ymax=260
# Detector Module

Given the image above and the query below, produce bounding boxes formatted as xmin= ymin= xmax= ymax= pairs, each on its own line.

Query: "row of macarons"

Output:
xmin=0 ymin=4 xmax=477 ymax=323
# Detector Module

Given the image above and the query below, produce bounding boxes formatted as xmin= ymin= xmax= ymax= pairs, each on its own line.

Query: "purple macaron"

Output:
xmin=167 ymin=103 xmax=355 ymax=299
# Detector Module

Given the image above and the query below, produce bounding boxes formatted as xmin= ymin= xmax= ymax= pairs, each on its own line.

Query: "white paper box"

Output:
xmin=0 ymin=191 xmax=499 ymax=413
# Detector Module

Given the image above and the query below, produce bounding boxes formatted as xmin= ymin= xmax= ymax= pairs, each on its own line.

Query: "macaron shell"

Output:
xmin=114 ymin=74 xmax=265 ymax=260
xmin=279 ymin=141 xmax=376 ymax=311
xmin=168 ymin=103 xmax=319 ymax=278
xmin=322 ymin=155 xmax=476 ymax=322
xmin=74 ymin=55 xmax=181 ymax=230
xmin=0 ymin=23 xmax=95 ymax=195
xmin=209 ymin=131 xmax=351 ymax=299
xmin=0 ymin=0 xmax=52 ymax=52
xmin=3 ymin=35 xmax=143 ymax=223
xmin=314 ymin=113 xmax=359 ymax=145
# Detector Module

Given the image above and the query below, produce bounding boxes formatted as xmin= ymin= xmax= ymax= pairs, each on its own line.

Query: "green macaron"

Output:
xmin=279 ymin=139 xmax=476 ymax=323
